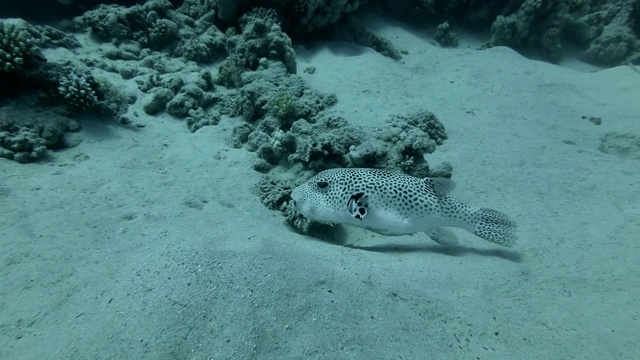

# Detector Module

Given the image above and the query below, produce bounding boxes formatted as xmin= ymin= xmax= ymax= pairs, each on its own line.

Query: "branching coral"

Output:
xmin=0 ymin=19 xmax=41 ymax=74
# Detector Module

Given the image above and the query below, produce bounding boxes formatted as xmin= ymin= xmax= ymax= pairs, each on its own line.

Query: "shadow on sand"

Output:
xmin=304 ymin=224 xmax=522 ymax=262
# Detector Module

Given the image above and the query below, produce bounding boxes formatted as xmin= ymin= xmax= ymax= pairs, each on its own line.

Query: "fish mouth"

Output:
xmin=289 ymin=194 xmax=300 ymax=211
xmin=290 ymin=199 xmax=315 ymax=219
xmin=290 ymin=199 xmax=299 ymax=212
xmin=289 ymin=196 xmax=306 ymax=216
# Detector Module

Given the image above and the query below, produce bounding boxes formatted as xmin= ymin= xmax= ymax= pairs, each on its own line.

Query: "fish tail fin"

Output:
xmin=469 ymin=207 xmax=517 ymax=247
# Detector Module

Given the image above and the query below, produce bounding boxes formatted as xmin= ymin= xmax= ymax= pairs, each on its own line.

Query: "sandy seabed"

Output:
xmin=1 ymin=18 xmax=639 ymax=360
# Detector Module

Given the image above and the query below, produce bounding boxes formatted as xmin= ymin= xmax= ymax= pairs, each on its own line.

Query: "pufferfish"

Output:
xmin=290 ymin=168 xmax=517 ymax=247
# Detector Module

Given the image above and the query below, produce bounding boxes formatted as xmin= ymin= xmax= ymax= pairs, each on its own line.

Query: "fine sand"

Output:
xmin=1 ymin=18 xmax=639 ymax=359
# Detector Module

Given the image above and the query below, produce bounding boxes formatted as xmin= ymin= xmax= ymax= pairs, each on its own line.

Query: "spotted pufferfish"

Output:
xmin=290 ymin=168 xmax=517 ymax=247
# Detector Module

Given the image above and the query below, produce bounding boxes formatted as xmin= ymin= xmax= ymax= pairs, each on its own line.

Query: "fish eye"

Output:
xmin=316 ymin=181 xmax=329 ymax=189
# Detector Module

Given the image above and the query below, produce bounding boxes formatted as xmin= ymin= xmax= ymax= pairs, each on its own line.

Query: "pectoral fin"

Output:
xmin=428 ymin=227 xmax=459 ymax=246
xmin=346 ymin=192 xmax=369 ymax=220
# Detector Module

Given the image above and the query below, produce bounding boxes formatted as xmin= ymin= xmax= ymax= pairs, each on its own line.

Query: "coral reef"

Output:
xmin=56 ymin=64 xmax=131 ymax=119
xmin=73 ymin=0 xmax=226 ymax=63
xmin=137 ymin=66 xmax=220 ymax=131
xmin=283 ymin=110 xmax=448 ymax=178
xmin=0 ymin=0 xmax=463 ymax=239
xmin=215 ymin=0 xmax=251 ymax=22
xmin=227 ymin=66 xmax=449 ymax=178
xmin=234 ymin=61 xmax=335 ymax=122
xmin=214 ymin=0 xmax=367 ymax=33
xmin=220 ymin=8 xmax=297 ymax=78
xmin=248 ymin=107 xmax=451 ymax=232
xmin=341 ymin=23 xmax=402 ymax=60
xmin=0 ymin=106 xmax=80 ymax=163
xmin=295 ymin=0 xmax=367 ymax=32
xmin=488 ymin=0 xmax=569 ymax=62
xmin=0 ymin=16 xmax=131 ymax=162
xmin=574 ymin=1 xmax=640 ymax=65
xmin=57 ymin=71 xmax=100 ymax=110
xmin=0 ymin=19 xmax=43 ymax=74
xmin=435 ymin=21 xmax=459 ymax=47
xmin=487 ymin=0 xmax=640 ymax=64
xmin=137 ymin=58 xmax=328 ymax=134
xmin=380 ymin=0 xmax=640 ymax=65
xmin=72 ymin=0 xmax=174 ymax=43
xmin=220 ymin=60 xmax=338 ymax=171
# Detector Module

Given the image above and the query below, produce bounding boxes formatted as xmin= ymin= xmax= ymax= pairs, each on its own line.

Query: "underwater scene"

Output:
xmin=1 ymin=0 xmax=639 ymax=359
